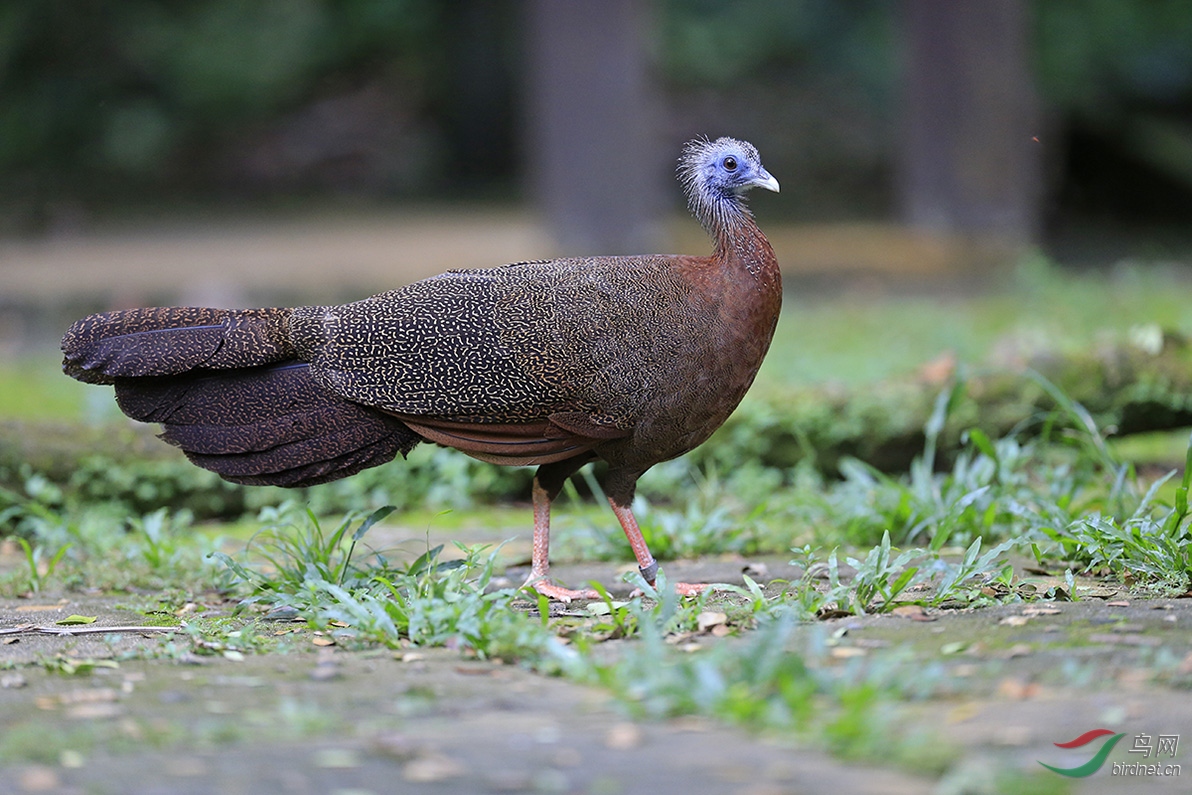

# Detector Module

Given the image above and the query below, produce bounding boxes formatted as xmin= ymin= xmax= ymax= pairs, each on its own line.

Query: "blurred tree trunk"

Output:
xmin=523 ymin=0 xmax=664 ymax=255
xmin=897 ymin=0 xmax=1042 ymax=245
xmin=442 ymin=0 xmax=519 ymax=187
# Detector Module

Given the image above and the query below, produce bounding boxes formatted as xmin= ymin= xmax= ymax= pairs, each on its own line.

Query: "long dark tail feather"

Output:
xmin=62 ymin=307 xmax=297 ymax=384
xmin=114 ymin=362 xmax=420 ymax=488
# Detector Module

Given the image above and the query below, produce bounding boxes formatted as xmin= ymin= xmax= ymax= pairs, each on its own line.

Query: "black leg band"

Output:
xmin=639 ymin=560 xmax=659 ymax=584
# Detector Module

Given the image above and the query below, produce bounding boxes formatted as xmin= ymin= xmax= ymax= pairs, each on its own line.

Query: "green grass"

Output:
xmin=0 ymin=491 xmax=227 ymax=595
xmin=0 ymin=359 xmax=94 ymax=420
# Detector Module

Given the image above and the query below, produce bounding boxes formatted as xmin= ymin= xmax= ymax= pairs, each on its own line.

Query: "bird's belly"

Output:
xmin=606 ymin=356 xmax=755 ymax=468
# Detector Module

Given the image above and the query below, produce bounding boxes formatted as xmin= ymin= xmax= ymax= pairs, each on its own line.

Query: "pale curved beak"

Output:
xmin=753 ymin=168 xmax=780 ymax=193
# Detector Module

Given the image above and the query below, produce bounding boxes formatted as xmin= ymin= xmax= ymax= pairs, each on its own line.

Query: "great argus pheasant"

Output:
xmin=61 ymin=137 xmax=781 ymax=601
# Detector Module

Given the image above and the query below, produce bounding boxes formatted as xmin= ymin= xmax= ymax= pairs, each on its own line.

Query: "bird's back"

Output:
xmin=292 ymin=243 xmax=778 ymax=471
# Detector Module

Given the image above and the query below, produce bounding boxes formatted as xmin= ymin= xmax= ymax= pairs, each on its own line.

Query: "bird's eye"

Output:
xmin=723 ymin=156 xmax=738 ymax=171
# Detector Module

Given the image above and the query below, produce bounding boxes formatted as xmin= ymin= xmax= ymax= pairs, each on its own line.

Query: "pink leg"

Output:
xmin=522 ymin=478 xmax=599 ymax=603
xmin=607 ymin=499 xmax=709 ymax=597
xmin=607 ymin=499 xmax=657 ymax=581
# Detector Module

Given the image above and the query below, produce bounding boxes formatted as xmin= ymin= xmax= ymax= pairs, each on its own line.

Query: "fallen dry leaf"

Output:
xmin=998 ymin=615 xmax=1030 ymax=627
xmin=1021 ymin=606 xmax=1061 ymax=616
xmin=697 ymin=611 xmax=727 ymax=632
xmin=1002 ymin=643 xmax=1033 ymax=659
xmin=59 ymin=688 xmax=119 ymax=705
xmin=995 ymin=678 xmax=1040 ymax=700
xmin=66 ymin=702 xmax=123 ymax=720
xmin=311 ymin=637 xmax=335 ymax=647
xmin=14 ymin=604 xmax=66 ymax=613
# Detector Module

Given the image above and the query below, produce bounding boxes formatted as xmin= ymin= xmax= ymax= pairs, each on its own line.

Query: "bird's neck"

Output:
xmin=712 ymin=211 xmax=780 ymax=289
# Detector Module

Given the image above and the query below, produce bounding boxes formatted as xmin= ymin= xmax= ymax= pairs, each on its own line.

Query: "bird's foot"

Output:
xmin=524 ymin=578 xmax=601 ymax=603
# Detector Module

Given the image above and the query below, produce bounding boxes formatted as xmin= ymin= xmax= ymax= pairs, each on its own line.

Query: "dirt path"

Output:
xmin=3 ymin=565 xmax=1192 ymax=794
xmin=0 ymin=632 xmax=929 ymax=795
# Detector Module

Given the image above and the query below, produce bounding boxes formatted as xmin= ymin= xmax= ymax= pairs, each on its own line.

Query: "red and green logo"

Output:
xmin=1039 ymin=729 xmax=1126 ymax=778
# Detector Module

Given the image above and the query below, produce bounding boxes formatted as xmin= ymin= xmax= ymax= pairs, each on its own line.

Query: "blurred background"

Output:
xmin=2 ymin=0 xmax=1192 ymax=348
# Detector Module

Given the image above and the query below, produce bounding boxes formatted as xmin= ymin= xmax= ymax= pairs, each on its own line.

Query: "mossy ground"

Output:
xmin=2 ymin=517 xmax=1190 ymax=794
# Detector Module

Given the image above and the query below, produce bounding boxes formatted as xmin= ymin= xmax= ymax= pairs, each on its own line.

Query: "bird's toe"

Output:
xmin=525 ymin=579 xmax=601 ymax=603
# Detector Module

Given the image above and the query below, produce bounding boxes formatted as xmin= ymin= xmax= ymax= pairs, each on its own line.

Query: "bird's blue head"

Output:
xmin=679 ymin=137 xmax=779 ymax=230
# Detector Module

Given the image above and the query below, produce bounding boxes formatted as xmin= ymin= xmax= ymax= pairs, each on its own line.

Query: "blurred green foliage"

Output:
xmin=1034 ymin=0 xmax=1192 ymax=119
xmin=659 ymin=0 xmax=893 ymax=91
xmin=0 ymin=0 xmax=446 ymax=210
xmin=0 ymin=0 xmax=1189 ymax=220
